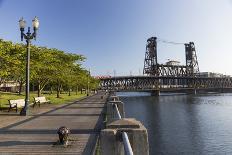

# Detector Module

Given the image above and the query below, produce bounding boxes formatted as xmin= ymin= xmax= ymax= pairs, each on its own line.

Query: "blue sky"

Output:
xmin=1 ymin=0 xmax=232 ymax=76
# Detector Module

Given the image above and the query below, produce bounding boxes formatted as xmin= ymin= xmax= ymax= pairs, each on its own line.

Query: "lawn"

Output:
xmin=0 ymin=91 xmax=87 ymax=108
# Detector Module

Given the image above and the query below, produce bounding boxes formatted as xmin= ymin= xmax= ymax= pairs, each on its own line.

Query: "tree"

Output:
xmin=46 ymin=49 xmax=85 ymax=98
xmin=0 ymin=40 xmax=14 ymax=86
xmin=7 ymin=43 xmax=26 ymax=94
xmin=30 ymin=46 xmax=57 ymax=96
xmin=0 ymin=38 xmax=88 ymax=97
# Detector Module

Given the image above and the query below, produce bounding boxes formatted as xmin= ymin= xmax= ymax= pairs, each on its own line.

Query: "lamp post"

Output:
xmin=19 ymin=17 xmax=39 ymax=116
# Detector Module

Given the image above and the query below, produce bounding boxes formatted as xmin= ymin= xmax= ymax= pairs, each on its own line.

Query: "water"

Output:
xmin=117 ymin=92 xmax=232 ymax=155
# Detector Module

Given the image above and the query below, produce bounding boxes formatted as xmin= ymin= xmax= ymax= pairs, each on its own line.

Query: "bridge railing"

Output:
xmin=100 ymin=93 xmax=149 ymax=155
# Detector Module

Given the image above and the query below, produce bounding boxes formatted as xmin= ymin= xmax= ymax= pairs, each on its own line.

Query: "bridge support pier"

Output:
xmin=193 ymin=89 xmax=197 ymax=95
xmin=100 ymin=118 xmax=149 ymax=155
xmin=151 ymin=90 xmax=160 ymax=96
xmin=107 ymin=100 xmax=125 ymax=124
xmin=220 ymin=88 xmax=225 ymax=93
xmin=186 ymin=89 xmax=197 ymax=95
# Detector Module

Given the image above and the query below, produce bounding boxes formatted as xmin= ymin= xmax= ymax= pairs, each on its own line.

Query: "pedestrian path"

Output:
xmin=0 ymin=92 xmax=107 ymax=155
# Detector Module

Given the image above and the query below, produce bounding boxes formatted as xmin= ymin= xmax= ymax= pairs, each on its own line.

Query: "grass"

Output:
xmin=0 ymin=91 xmax=87 ymax=108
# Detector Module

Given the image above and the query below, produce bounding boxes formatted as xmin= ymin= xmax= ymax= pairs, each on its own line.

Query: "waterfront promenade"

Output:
xmin=0 ymin=92 xmax=107 ymax=154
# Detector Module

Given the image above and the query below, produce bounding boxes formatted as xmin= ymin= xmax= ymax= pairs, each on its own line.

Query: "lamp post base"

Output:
xmin=20 ymin=108 xmax=27 ymax=116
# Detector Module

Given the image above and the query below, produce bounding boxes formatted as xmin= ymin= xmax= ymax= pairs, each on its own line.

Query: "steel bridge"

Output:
xmin=99 ymin=37 xmax=232 ymax=93
xmin=100 ymin=76 xmax=232 ymax=93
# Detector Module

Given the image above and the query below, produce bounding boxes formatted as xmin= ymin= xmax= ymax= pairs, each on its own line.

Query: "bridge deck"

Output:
xmin=0 ymin=93 xmax=107 ymax=155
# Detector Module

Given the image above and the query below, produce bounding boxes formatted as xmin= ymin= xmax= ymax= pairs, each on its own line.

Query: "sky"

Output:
xmin=1 ymin=0 xmax=232 ymax=76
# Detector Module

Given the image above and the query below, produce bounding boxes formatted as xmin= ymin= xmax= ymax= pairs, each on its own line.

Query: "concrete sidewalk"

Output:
xmin=0 ymin=92 xmax=107 ymax=155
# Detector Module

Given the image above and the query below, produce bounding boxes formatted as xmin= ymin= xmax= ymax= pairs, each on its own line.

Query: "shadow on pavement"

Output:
xmin=0 ymin=141 xmax=53 ymax=147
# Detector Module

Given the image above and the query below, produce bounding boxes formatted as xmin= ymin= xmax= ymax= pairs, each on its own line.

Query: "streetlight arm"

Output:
xmin=21 ymin=29 xmax=37 ymax=41
xmin=21 ymin=33 xmax=27 ymax=40
xmin=32 ymin=31 xmax=37 ymax=40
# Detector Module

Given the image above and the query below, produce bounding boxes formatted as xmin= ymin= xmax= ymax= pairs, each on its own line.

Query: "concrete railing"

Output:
xmin=100 ymin=94 xmax=149 ymax=155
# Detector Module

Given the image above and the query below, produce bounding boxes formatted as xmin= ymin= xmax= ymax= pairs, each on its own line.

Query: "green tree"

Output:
xmin=0 ymin=38 xmax=89 ymax=98
xmin=47 ymin=49 xmax=85 ymax=98
xmin=0 ymin=39 xmax=14 ymax=86
xmin=31 ymin=47 xmax=58 ymax=96
xmin=7 ymin=43 xmax=26 ymax=94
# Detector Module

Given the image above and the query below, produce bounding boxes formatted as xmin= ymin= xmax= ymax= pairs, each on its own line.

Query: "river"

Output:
xmin=117 ymin=92 xmax=232 ymax=155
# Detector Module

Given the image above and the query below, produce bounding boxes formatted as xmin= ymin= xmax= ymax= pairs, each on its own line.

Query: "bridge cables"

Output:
xmin=157 ymin=38 xmax=186 ymax=45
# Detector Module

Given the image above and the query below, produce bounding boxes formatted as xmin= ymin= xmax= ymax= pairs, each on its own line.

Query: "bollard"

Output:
xmin=107 ymin=100 xmax=125 ymax=124
xmin=57 ymin=126 xmax=70 ymax=146
xmin=100 ymin=118 xmax=149 ymax=155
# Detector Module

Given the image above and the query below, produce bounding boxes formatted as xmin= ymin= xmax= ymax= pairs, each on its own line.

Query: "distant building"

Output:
xmin=165 ymin=60 xmax=181 ymax=66
xmin=94 ymin=76 xmax=112 ymax=79
xmin=199 ymin=72 xmax=227 ymax=78
xmin=0 ymin=81 xmax=20 ymax=92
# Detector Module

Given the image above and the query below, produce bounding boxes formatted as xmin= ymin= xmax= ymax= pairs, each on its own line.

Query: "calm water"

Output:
xmin=117 ymin=92 xmax=232 ymax=155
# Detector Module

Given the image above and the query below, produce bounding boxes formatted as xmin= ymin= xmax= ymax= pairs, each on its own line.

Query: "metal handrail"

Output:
xmin=122 ymin=131 xmax=134 ymax=155
xmin=114 ymin=103 xmax=122 ymax=119
xmin=114 ymin=103 xmax=134 ymax=155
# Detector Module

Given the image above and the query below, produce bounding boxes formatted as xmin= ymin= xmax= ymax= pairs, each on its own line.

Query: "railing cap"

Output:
xmin=107 ymin=118 xmax=141 ymax=129
xmin=109 ymin=100 xmax=123 ymax=104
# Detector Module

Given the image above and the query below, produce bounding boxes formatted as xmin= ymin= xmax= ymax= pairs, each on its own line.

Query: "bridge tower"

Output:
xmin=185 ymin=42 xmax=200 ymax=76
xmin=143 ymin=37 xmax=158 ymax=76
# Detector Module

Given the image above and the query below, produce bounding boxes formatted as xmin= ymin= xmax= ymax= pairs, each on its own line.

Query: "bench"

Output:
xmin=33 ymin=96 xmax=51 ymax=107
xmin=8 ymin=99 xmax=25 ymax=112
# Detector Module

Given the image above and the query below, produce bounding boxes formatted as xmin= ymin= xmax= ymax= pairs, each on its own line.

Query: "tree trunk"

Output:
xmin=37 ymin=81 xmax=41 ymax=97
xmin=56 ymin=80 xmax=60 ymax=98
xmin=69 ymin=88 xmax=71 ymax=96
xmin=18 ymin=80 xmax=23 ymax=95
xmin=60 ymin=84 xmax=63 ymax=94
xmin=76 ymin=85 xmax=78 ymax=95
xmin=50 ymin=86 xmax=53 ymax=94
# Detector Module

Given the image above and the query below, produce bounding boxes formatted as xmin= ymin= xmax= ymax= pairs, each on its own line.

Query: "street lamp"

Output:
xmin=19 ymin=16 xmax=39 ymax=116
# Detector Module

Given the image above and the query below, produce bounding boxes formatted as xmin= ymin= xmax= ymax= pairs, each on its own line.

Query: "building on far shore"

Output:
xmin=199 ymin=72 xmax=230 ymax=78
xmin=0 ymin=81 xmax=20 ymax=92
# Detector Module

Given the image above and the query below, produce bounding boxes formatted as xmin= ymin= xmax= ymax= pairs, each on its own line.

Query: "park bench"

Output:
xmin=8 ymin=99 xmax=25 ymax=112
xmin=33 ymin=96 xmax=51 ymax=107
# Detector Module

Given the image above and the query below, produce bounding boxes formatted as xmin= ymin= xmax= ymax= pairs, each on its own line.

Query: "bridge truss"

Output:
xmin=143 ymin=37 xmax=199 ymax=77
xmin=100 ymin=76 xmax=232 ymax=92
xmin=99 ymin=36 xmax=231 ymax=92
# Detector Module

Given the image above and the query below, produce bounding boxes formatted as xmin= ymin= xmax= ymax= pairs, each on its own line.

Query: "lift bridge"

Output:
xmin=100 ymin=37 xmax=232 ymax=94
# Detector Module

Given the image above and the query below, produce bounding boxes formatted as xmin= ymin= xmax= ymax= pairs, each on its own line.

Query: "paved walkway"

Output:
xmin=0 ymin=92 xmax=107 ymax=155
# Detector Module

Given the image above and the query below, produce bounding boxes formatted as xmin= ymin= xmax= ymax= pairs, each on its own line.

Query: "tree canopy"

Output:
xmin=0 ymin=39 xmax=99 ymax=97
